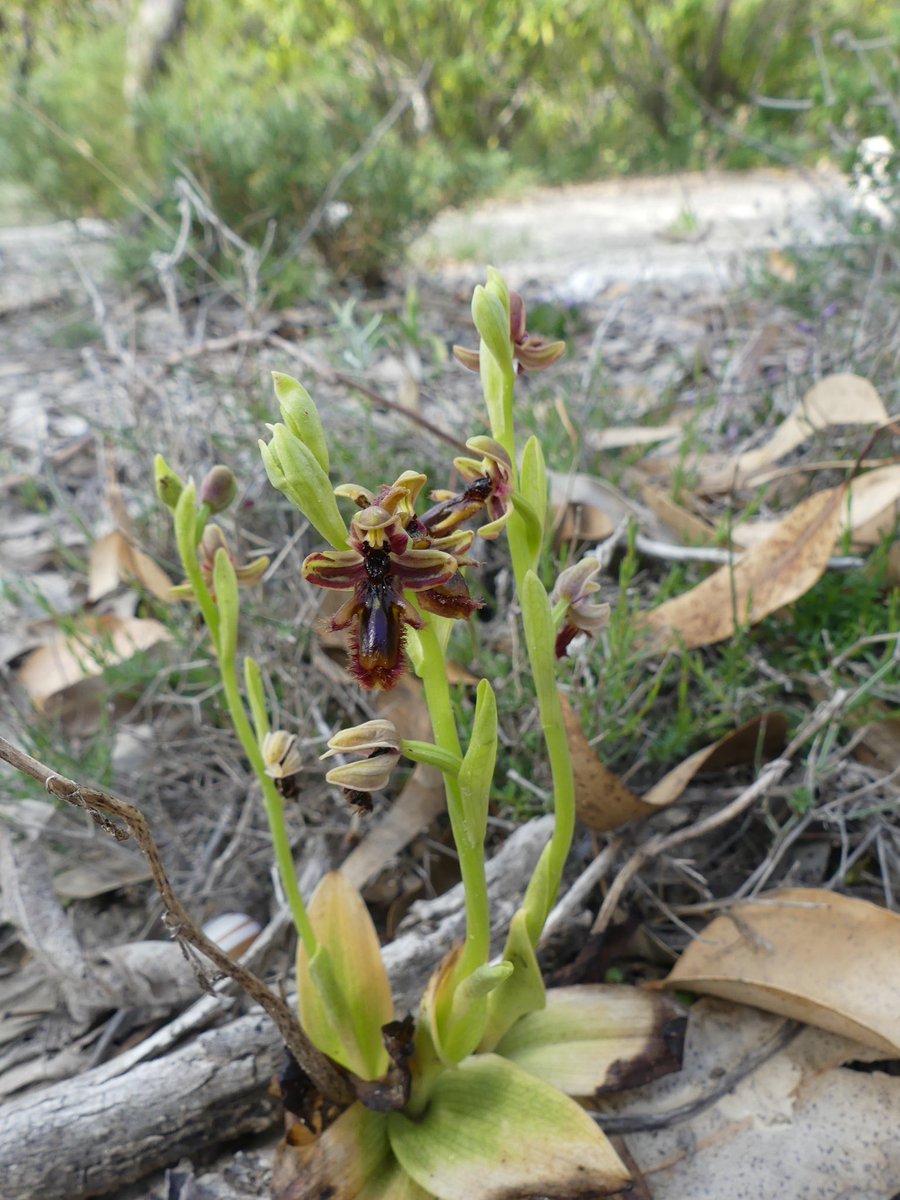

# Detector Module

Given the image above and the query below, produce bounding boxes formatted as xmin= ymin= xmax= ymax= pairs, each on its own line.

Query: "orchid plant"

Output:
xmin=156 ymin=270 xmax=683 ymax=1200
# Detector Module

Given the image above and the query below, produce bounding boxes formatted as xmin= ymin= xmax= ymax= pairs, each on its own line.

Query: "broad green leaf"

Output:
xmin=387 ymin=1054 xmax=629 ymax=1200
xmin=495 ymin=985 xmax=686 ymax=1098
xmin=272 ymin=1102 xmax=391 ymax=1200
xmin=296 ymin=872 xmax=393 ymax=1079
xmin=359 ymin=1157 xmax=435 ymax=1199
xmin=273 ymin=371 xmax=330 ymax=474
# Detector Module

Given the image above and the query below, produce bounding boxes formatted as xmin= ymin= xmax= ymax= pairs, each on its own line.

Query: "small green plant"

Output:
xmin=156 ymin=273 xmax=682 ymax=1198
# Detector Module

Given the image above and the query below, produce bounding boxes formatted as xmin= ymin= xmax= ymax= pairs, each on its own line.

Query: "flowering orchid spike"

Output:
xmin=551 ymin=556 xmax=611 ymax=657
xmin=454 ymin=289 xmax=566 ymax=376
xmin=302 ymin=506 xmax=457 ymax=689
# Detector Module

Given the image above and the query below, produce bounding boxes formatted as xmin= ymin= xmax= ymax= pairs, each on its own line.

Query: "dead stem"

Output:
xmin=591 ymin=689 xmax=851 ymax=938
xmin=0 ymin=734 xmax=353 ymax=1106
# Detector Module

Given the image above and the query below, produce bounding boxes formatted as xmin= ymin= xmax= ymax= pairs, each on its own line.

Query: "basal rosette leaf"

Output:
xmin=494 ymin=985 xmax=686 ymax=1099
xmin=297 ymin=872 xmax=393 ymax=1080
xmin=387 ymin=1053 xmax=630 ymax=1199
xmin=272 ymin=1102 xmax=392 ymax=1200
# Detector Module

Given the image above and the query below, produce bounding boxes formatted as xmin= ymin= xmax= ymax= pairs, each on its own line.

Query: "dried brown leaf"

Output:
xmin=88 ymin=530 xmax=173 ymax=603
xmin=561 ymin=695 xmax=651 ymax=831
xmin=16 ymin=615 xmax=171 ymax=709
xmin=642 ymin=712 xmax=787 ymax=809
xmin=640 ymin=483 xmax=718 ymax=545
xmin=641 ymin=485 xmax=845 ymax=651
xmin=661 ymin=888 xmax=900 ymax=1054
xmin=701 ymin=374 xmax=887 ymax=492
xmin=589 ymin=425 xmax=682 ymax=451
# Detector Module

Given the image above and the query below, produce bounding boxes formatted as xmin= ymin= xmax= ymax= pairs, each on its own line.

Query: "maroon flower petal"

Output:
xmin=390 ymin=547 xmax=457 ymax=590
xmin=452 ymin=345 xmax=482 ymax=372
xmin=302 ymin=549 xmax=364 ymax=589
xmin=418 ymin=574 xmax=482 ymax=620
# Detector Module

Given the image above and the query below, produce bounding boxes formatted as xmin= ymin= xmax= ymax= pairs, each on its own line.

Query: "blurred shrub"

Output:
xmin=1 ymin=0 xmax=897 ymax=281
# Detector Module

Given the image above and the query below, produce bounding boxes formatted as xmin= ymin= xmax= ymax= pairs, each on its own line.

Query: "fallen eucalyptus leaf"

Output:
xmin=641 ymin=712 xmax=786 ymax=809
xmin=641 ymin=486 xmax=845 ymax=650
xmin=88 ymin=530 xmax=173 ymax=603
xmin=660 ymin=888 xmax=900 ymax=1054
xmin=16 ymin=615 xmax=172 ymax=710
xmin=561 ymin=695 xmax=652 ymax=830
xmin=607 ymin=998 xmax=900 ymax=1200
xmin=701 ymin=374 xmax=887 ymax=492
xmin=589 ymin=425 xmax=682 ymax=451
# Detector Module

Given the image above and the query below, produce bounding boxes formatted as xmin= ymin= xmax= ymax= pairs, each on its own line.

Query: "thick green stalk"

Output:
xmin=415 ymin=619 xmax=490 ymax=979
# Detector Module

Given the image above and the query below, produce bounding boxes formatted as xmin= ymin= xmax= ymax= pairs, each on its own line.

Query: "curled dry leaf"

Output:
xmin=640 ymin=483 xmax=718 ymax=546
xmin=561 ymin=695 xmax=651 ymax=831
xmin=16 ymin=615 xmax=172 ymax=710
xmin=549 ymin=469 xmax=644 ymax=544
xmin=589 ymin=425 xmax=682 ymax=451
xmin=641 ymin=712 xmax=786 ymax=809
xmin=660 ymin=888 xmax=900 ymax=1054
xmin=730 ymin=464 xmax=900 ymax=550
xmin=641 ymin=485 xmax=845 ymax=651
xmin=701 ymin=373 xmax=888 ymax=492
xmin=88 ymin=530 xmax=173 ymax=603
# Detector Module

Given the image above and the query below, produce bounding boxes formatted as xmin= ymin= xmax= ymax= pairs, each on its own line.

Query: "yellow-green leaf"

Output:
xmin=387 ymin=1054 xmax=629 ymax=1200
xmin=296 ymin=872 xmax=393 ymax=1079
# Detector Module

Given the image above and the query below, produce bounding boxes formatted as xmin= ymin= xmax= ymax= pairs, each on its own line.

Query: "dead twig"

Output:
xmin=591 ymin=690 xmax=850 ymax=937
xmin=0 ymin=735 xmax=352 ymax=1106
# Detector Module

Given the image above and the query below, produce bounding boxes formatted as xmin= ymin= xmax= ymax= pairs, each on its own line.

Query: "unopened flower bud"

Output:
xmin=200 ymin=465 xmax=238 ymax=514
xmin=155 ymin=454 xmax=184 ymax=510
xmin=321 ymin=719 xmax=401 ymax=759
xmin=324 ymin=751 xmax=401 ymax=794
xmin=263 ymin=730 xmax=303 ymax=779
xmin=263 ymin=730 xmax=303 ymax=800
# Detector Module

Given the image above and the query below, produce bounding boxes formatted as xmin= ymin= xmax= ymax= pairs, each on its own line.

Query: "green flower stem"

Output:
xmin=483 ymin=355 xmax=576 ymax=948
xmin=174 ymin=487 xmax=316 ymax=956
xmin=400 ymin=740 xmax=462 ymax=777
xmin=414 ymin=617 xmax=490 ymax=980
xmin=218 ymin=653 xmax=318 ymax=956
xmin=551 ymin=598 xmax=569 ymax=627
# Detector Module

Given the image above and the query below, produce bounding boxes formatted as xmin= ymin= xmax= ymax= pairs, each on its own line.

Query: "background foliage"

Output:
xmin=1 ymin=0 xmax=898 ymax=280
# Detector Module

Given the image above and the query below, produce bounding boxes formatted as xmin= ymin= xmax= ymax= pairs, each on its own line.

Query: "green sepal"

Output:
xmin=261 ymin=423 xmax=348 ymax=549
xmin=212 ymin=548 xmax=240 ymax=662
xmin=458 ymin=680 xmax=497 ymax=852
xmin=154 ymin=453 xmax=184 ymax=510
xmin=479 ymin=908 xmax=546 ymax=1050
xmin=387 ymin=1053 xmax=629 ymax=1200
xmin=485 ymin=265 xmax=510 ymax=316
xmin=272 ymin=371 xmax=330 ymax=475
xmin=471 ymin=285 xmax=512 ymax=376
xmin=243 ymin=656 xmax=269 ymax=742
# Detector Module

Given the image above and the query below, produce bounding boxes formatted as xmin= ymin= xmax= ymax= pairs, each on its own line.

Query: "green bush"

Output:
xmin=1 ymin=0 xmax=897 ymax=280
